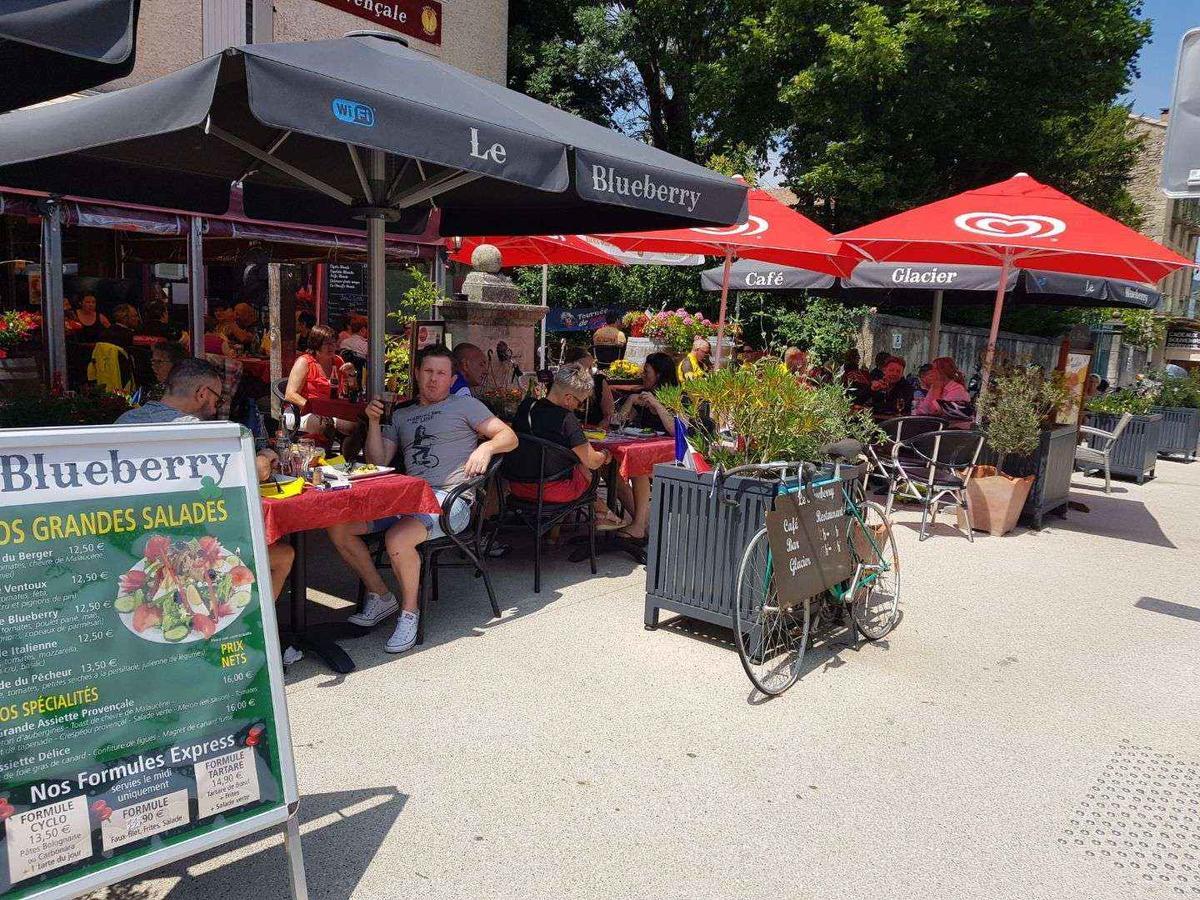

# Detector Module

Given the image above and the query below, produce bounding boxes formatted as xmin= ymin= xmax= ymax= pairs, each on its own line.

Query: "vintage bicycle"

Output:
xmin=711 ymin=440 xmax=900 ymax=696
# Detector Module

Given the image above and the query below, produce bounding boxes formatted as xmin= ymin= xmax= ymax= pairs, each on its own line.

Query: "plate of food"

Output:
xmin=319 ymin=462 xmax=394 ymax=480
xmin=619 ymin=426 xmax=660 ymax=437
xmin=114 ymin=536 xmax=255 ymax=643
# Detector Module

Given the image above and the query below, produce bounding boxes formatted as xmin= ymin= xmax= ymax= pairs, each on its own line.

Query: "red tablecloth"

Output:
xmin=307 ymin=397 xmax=366 ymax=420
xmin=593 ymin=436 xmax=676 ymax=478
xmin=237 ymin=357 xmax=271 ymax=383
xmin=260 ymin=474 xmax=441 ymax=544
xmin=133 ymin=335 xmax=166 ymax=347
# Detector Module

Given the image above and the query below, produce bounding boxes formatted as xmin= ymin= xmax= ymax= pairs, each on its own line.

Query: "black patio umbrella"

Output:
xmin=0 ymin=31 xmax=748 ymax=392
xmin=0 ymin=0 xmax=140 ymax=112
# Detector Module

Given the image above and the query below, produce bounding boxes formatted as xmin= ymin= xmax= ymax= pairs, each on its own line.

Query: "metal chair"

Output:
xmin=1075 ymin=412 xmax=1132 ymax=494
xmin=894 ymin=429 xmax=986 ymax=541
xmin=356 ymin=457 xmax=504 ymax=646
xmin=498 ymin=433 xmax=599 ymax=593
xmin=270 ymin=378 xmax=302 ymax=440
xmin=871 ymin=416 xmax=945 ymax=501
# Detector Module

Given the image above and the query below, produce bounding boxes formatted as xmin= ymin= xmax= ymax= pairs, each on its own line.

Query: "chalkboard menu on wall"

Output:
xmin=325 ymin=263 xmax=367 ymax=327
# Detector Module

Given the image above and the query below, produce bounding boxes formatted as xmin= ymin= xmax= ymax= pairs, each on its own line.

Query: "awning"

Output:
xmin=0 ymin=0 xmax=139 ymax=112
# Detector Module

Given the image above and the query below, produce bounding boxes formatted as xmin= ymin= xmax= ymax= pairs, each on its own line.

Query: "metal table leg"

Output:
xmin=289 ymin=531 xmax=356 ymax=674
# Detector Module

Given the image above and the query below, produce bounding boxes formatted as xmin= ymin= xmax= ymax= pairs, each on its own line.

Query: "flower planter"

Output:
xmin=976 ymin=424 xmax=1076 ymax=528
xmin=0 ymin=354 xmax=41 ymax=398
xmin=1083 ymin=412 xmax=1162 ymax=484
xmin=965 ymin=467 xmax=1034 ymax=536
xmin=1149 ymin=406 xmax=1200 ymax=460
xmin=644 ymin=463 xmax=832 ymax=631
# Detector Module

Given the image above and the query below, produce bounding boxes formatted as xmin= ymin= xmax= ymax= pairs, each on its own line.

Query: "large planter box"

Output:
xmin=977 ymin=424 xmax=1077 ymax=529
xmin=643 ymin=464 xmax=779 ymax=631
xmin=1149 ymin=406 xmax=1200 ymax=460
xmin=1083 ymin=413 xmax=1162 ymax=484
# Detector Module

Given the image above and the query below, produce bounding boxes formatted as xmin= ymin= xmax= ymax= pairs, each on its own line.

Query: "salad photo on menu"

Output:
xmin=113 ymin=535 xmax=255 ymax=643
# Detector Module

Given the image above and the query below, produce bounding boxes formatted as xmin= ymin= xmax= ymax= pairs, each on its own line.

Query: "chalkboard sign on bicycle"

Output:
xmin=764 ymin=476 xmax=856 ymax=609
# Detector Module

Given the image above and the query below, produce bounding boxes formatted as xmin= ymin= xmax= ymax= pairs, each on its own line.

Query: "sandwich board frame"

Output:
xmin=0 ymin=423 xmax=305 ymax=899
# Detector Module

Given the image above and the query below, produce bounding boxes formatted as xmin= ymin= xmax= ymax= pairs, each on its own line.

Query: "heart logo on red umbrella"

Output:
xmin=954 ymin=212 xmax=1066 ymax=239
xmin=691 ymin=215 xmax=769 ymax=238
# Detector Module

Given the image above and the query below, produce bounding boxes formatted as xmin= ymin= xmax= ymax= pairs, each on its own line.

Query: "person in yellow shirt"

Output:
xmin=677 ymin=337 xmax=712 ymax=381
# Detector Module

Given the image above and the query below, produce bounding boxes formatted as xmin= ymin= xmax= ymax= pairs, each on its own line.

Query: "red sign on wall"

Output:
xmin=313 ymin=0 xmax=443 ymax=46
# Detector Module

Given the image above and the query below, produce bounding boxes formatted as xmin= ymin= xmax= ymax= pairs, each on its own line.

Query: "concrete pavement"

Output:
xmin=92 ymin=460 xmax=1200 ymax=900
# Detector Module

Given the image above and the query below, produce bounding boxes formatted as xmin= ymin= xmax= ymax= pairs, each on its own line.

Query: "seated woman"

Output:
xmin=284 ymin=324 xmax=359 ymax=436
xmin=609 ymin=352 xmax=679 ymax=541
xmin=563 ymin=346 xmax=615 ymax=429
xmin=913 ymin=356 xmax=973 ymax=427
xmin=508 ymin=365 xmax=626 ymax=530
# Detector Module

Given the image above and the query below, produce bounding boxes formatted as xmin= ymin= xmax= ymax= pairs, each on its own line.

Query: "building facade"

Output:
xmin=1127 ymin=114 xmax=1200 ymax=319
xmin=106 ymin=0 xmax=508 ymax=90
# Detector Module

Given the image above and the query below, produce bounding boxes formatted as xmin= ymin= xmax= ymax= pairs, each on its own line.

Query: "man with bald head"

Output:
xmin=450 ymin=342 xmax=488 ymax=397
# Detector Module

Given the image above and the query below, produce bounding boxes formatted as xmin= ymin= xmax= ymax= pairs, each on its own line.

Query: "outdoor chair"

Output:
xmin=1075 ymin=411 xmax=1132 ymax=494
xmin=889 ymin=429 xmax=986 ymax=542
xmin=270 ymin=378 xmax=303 ymax=441
xmin=497 ymin=433 xmax=599 ymax=593
xmin=871 ymin=416 xmax=945 ymax=500
xmin=355 ymin=456 xmax=504 ymax=646
xmin=592 ymin=343 xmax=625 ymax=369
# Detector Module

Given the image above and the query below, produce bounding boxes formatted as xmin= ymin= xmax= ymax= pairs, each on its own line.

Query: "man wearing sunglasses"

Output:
xmin=115 ymin=359 xmax=295 ymax=653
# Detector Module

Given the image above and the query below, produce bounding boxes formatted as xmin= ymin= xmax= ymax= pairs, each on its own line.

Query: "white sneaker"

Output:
xmin=384 ymin=611 xmax=419 ymax=654
xmin=282 ymin=645 xmax=304 ymax=667
xmin=348 ymin=591 xmax=399 ymax=627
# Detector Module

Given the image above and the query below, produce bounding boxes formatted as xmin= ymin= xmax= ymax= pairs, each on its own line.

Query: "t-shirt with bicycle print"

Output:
xmin=382 ymin=394 xmax=493 ymax=490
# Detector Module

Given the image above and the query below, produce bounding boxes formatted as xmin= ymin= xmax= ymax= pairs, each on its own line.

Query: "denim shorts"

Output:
xmin=371 ymin=489 xmax=471 ymax=540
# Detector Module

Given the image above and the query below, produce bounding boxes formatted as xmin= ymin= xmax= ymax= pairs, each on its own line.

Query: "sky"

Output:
xmin=1127 ymin=1 xmax=1198 ymax=117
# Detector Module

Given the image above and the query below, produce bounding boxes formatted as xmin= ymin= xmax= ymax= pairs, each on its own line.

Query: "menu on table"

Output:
xmin=0 ymin=424 xmax=295 ymax=898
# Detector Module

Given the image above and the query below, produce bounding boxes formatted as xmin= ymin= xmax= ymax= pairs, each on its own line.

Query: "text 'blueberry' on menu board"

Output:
xmin=0 ymin=425 xmax=295 ymax=899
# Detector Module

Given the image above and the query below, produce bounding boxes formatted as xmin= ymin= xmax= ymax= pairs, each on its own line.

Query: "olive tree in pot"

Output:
xmin=971 ymin=367 xmax=1066 ymax=536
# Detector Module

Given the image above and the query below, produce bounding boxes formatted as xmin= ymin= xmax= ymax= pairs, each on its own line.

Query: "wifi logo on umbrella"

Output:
xmin=954 ymin=212 xmax=1065 ymax=239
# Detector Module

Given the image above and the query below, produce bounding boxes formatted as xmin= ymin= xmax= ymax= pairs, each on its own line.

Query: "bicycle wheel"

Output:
xmin=847 ymin=501 xmax=900 ymax=640
xmin=734 ymin=527 xmax=809 ymax=696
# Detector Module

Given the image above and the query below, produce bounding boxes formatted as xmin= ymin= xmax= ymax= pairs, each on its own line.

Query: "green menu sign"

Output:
xmin=0 ymin=424 xmax=303 ymax=899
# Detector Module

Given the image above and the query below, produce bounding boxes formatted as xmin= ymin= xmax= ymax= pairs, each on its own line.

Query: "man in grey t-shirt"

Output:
xmin=327 ymin=345 xmax=517 ymax=655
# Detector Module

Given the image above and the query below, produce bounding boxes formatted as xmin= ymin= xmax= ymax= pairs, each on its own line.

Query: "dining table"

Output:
xmin=306 ymin=396 xmax=368 ymax=421
xmin=260 ymin=472 xmax=441 ymax=673
xmin=570 ymin=433 xmax=678 ymax=565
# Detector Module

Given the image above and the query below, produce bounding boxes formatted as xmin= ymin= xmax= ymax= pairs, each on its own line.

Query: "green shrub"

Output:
xmin=656 ymin=360 xmax=879 ymax=469
xmin=1151 ymin=369 xmax=1200 ymax=409
xmin=1086 ymin=388 xmax=1154 ymax=416
xmin=0 ymin=385 xmax=131 ymax=429
xmin=978 ymin=367 xmax=1067 ymax=472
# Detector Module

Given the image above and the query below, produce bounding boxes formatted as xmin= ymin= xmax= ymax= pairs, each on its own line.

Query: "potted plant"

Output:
xmin=642 ymin=308 xmax=715 ymax=357
xmin=1147 ymin=369 xmax=1200 ymax=460
xmin=972 ymin=368 xmax=1066 ymax=536
xmin=0 ymin=310 xmax=41 ymax=396
xmin=641 ymin=361 xmax=877 ymax=630
xmin=0 ymin=384 xmax=131 ymax=428
xmin=1084 ymin=388 xmax=1162 ymax=483
xmin=605 ymin=359 xmax=643 ymax=383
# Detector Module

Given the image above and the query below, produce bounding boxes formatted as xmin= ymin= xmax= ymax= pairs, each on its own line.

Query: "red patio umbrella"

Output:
xmin=599 ymin=185 xmax=861 ymax=366
xmin=449 ymin=234 xmax=624 ymax=267
xmin=836 ymin=173 xmax=1195 ymax=392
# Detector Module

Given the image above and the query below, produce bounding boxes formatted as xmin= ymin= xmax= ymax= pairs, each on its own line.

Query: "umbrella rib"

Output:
xmin=236 ymin=130 xmax=292 ymax=184
xmin=392 ymin=169 xmax=482 ymax=209
xmin=384 ymin=158 xmax=415 ymax=205
xmin=346 ymin=144 xmax=373 ymax=205
xmin=204 ymin=119 xmax=354 ymax=206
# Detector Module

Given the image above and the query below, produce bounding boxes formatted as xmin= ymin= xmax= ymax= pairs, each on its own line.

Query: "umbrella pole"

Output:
xmin=188 ymin=216 xmax=206 ymax=360
xmin=367 ymin=150 xmax=387 ymax=398
xmin=39 ymin=199 xmax=67 ymax=390
xmin=928 ymin=288 xmax=943 ymax=360
xmin=714 ymin=247 xmax=733 ymax=368
xmin=978 ymin=255 xmax=1012 ymax=408
xmin=540 ymin=264 xmax=548 ymax=370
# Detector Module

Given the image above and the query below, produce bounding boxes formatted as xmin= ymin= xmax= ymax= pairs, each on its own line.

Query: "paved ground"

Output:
xmin=94 ymin=459 xmax=1200 ymax=900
